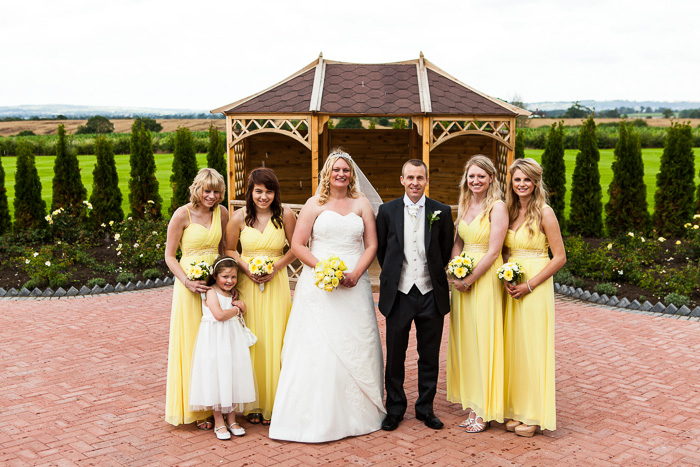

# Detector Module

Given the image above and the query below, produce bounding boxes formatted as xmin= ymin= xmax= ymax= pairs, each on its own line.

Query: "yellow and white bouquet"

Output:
xmin=186 ymin=260 xmax=212 ymax=281
xmin=249 ymin=255 xmax=275 ymax=291
xmin=497 ymin=262 xmax=524 ymax=284
xmin=447 ymin=252 xmax=474 ymax=279
xmin=314 ymin=255 xmax=348 ymax=292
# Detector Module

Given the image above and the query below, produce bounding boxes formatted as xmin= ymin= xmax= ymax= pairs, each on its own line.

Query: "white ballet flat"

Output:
xmin=214 ymin=426 xmax=231 ymax=440
xmin=228 ymin=422 xmax=246 ymax=437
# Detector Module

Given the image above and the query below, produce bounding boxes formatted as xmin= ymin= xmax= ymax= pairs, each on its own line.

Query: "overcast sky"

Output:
xmin=3 ymin=0 xmax=699 ymax=111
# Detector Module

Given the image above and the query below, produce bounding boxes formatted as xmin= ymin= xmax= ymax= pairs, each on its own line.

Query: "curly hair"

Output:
xmin=456 ymin=155 xmax=503 ymax=224
xmin=245 ymin=168 xmax=283 ymax=229
xmin=317 ymin=148 xmax=359 ymax=205
xmin=189 ymin=168 xmax=226 ymax=210
xmin=505 ymin=158 xmax=549 ymax=236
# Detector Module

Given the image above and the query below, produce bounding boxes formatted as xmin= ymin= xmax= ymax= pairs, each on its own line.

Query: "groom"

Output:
xmin=376 ymin=159 xmax=453 ymax=431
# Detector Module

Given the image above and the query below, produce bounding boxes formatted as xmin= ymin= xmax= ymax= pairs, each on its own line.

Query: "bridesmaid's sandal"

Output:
xmin=514 ymin=424 xmax=537 ymax=437
xmin=246 ymin=412 xmax=262 ymax=424
xmin=458 ymin=410 xmax=477 ymax=428
xmin=196 ymin=415 xmax=214 ymax=431
xmin=465 ymin=413 xmax=488 ymax=433
xmin=214 ymin=425 xmax=231 ymax=440
xmin=261 ymin=418 xmax=271 ymax=426
xmin=505 ymin=420 xmax=522 ymax=432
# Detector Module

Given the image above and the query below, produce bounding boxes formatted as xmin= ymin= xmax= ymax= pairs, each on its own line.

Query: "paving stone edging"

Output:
xmin=554 ymin=283 xmax=700 ymax=318
xmin=0 ymin=276 xmax=175 ymax=299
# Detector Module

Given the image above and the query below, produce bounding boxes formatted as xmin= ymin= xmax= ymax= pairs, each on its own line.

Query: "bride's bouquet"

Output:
xmin=186 ymin=260 xmax=212 ymax=281
xmin=497 ymin=262 xmax=524 ymax=284
xmin=249 ymin=255 xmax=275 ymax=291
xmin=447 ymin=252 xmax=475 ymax=279
xmin=314 ymin=255 xmax=348 ymax=292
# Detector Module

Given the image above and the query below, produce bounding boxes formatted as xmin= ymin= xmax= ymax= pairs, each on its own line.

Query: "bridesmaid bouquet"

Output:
xmin=186 ymin=260 xmax=212 ymax=281
xmin=497 ymin=262 xmax=524 ymax=284
xmin=447 ymin=252 xmax=474 ymax=279
xmin=250 ymin=255 xmax=275 ymax=291
xmin=314 ymin=255 xmax=348 ymax=292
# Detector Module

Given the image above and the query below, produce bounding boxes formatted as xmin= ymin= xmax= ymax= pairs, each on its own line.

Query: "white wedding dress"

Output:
xmin=269 ymin=210 xmax=386 ymax=443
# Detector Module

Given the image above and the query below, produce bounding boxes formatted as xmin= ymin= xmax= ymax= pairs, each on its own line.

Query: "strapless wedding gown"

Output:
xmin=269 ymin=210 xmax=386 ymax=443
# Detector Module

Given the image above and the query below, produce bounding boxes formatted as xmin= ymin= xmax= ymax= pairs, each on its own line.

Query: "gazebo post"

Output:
xmin=226 ymin=115 xmax=234 ymax=209
xmin=422 ymin=115 xmax=431 ymax=196
xmin=311 ymin=114 xmax=320 ymax=194
xmin=506 ymin=116 xmax=516 ymax=181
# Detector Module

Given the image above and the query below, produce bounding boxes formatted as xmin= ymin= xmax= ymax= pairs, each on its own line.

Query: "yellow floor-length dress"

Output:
xmin=446 ymin=207 xmax=504 ymax=423
xmin=238 ymin=219 xmax=292 ymax=420
xmin=503 ymin=226 xmax=556 ymax=431
xmin=165 ymin=205 xmax=222 ymax=425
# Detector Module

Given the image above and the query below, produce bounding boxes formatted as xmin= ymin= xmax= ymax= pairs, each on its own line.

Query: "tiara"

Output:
xmin=213 ymin=257 xmax=238 ymax=270
xmin=329 ymin=150 xmax=353 ymax=163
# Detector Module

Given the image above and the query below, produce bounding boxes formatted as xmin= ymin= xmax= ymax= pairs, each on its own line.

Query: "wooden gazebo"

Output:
xmin=211 ymin=53 xmax=529 ymax=208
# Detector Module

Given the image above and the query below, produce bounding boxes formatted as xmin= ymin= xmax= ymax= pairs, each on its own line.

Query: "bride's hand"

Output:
xmin=340 ymin=270 xmax=359 ymax=288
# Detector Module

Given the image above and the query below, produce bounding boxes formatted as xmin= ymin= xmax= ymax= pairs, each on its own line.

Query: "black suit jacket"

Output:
xmin=376 ymin=197 xmax=454 ymax=317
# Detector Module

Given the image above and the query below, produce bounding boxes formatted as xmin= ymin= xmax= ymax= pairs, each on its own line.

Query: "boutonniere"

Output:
xmin=428 ymin=211 xmax=440 ymax=230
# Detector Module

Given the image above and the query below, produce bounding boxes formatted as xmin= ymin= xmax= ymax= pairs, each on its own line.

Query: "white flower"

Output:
xmin=33 ymin=252 xmax=39 ymax=257
xmin=109 ymin=220 xmax=114 ymax=226
xmin=25 ymin=259 xmax=30 ymax=264
xmin=658 ymin=237 xmax=666 ymax=242
xmin=152 ymin=231 xmax=157 ymax=235
xmin=694 ymin=214 xmax=700 ymax=219
xmin=133 ymin=243 xmax=139 ymax=248
xmin=45 ymin=215 xmax=51 ymax=221
xmin=607 ymin=243 xmax=613 ymax=250
xmin=694 ymin=225 xmax=699 ymax=230
xmin=57 ymin=241 xmax=61 ymax=245
xmin=139 ymin=254 xmax=143 ymax=258
xmin=117 ymin=252 xmax=121 ymax=256
xmin=114 ymin=233 xmax=120 ymax=240
xmin=618 ymin=270 xmax=624 ymax=275
xmin=627 ymin=232 xmax=634 ymax=237
xmin=128 ymin=217 xmax=133 ymax=221
xmin=676 ymin=240 xmax=682 ymax=245
xmin=147 ymin=200 xmax=155 ymax=204
xmin=641 ymin=237 xmax=645 ymax=242
xmin=45 ymin=261 xmax=51 ymax=267
xmin=101 ymin=223 xmax=106 ymax=227
xmin=155 ymin=244 xmax=160 ymax=248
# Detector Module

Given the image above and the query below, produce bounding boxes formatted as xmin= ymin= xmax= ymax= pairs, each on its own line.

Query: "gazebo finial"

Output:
xmin=419 ymin=51 xmax=424 ymax=59
xmin=319 ymin=52 xmax=323 ymax=58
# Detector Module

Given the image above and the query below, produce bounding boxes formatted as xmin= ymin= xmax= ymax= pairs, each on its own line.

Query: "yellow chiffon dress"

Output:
xmin=165 ymin=205 xmax=222 ymax=426
xmin=446 ymin=206 xmax=504 ymax=423
xmin=503 ymin=226 xmax=556 ymax=431
xmin=238 ymin=219 xmax=292 ymax=420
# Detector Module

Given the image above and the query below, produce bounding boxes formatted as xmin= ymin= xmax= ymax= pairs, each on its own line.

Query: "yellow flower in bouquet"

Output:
xmin=249 ymin=255 xmax=275 ymax=291
xmin=497 ymin=262 xmax=524 ymax=284
xmin=186 ymin=261 xmax=212 ymax=281
xmin=315 ymin=255 xmax=347 ymax=292
xmin=447 ymin=252 xmax=474 ymax=279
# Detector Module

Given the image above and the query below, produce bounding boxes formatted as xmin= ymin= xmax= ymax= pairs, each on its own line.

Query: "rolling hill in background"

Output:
xmin=526 ymin=100 xmax=700 ymax=112
xmin=0 ymin=104 xmax=216 ymax=119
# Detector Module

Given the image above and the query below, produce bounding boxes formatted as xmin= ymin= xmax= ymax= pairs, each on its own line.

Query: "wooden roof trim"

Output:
xmin=210 ymin=56 xmax=321 ymax=114
xmin=309 ymin=54 xmax=326 ymax=112
xmin=423 ymin=58 xmax=531 ymax=117
xmin=416 ymin=52 xmax=432 ymax=114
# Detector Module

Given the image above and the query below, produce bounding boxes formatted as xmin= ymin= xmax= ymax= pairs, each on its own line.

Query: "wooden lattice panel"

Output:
xmin=231 ymin=118 xmax=311 ymax=150
xmin=431 ymin=119 xmax=512 ymax=150
xmin=233 ymin=141 xmax=246 ymax=198
xmin=495 ymin=142 xmax=509 ymax=188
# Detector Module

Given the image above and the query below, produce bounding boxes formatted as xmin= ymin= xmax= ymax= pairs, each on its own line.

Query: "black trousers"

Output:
xmin=384 ymin=285 xmax=444 ymax=417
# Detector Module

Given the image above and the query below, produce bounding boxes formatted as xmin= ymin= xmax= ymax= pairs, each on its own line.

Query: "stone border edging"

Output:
xmin=0 ymin=276 xmax=175 ymax=299
xmin=554 ymin=283 xmax=700 ymax=318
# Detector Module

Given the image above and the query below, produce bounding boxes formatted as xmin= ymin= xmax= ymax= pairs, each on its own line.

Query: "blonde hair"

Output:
xmin=456 ymin=155 xmax=502 ymax=224
xmin=317 ymin=149 xmax=359 ymax=205
xmin=505 ymin=158 xmax=549 ymax=235
xmin=189 ymin=168 xmax=226 ymax=209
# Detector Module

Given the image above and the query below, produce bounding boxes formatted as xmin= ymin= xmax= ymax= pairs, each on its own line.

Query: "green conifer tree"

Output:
xmin=514 ymin=129 xmax=525 ymax=159
xmin=605 ymin=122 xmax=650 ymax=236
xmin=206 ymin=124 xmax=227 ymax=201
xmin=568 ymin=115 xmax=603 ymax=237
xmin=13 ymin=140 xmax=46 ymax=231
xmin=170 ymin=127 xmax=199 ymax=214
xmin=51 ymin=124 xmax=87 ymax=211
xmin=128 ymin=121 xmax=162 ymax=219
xmin=655 ymin=122 xmax=695 ymax=236
xmin=89 ymin=135 xmax=123 ymax=226
xmin=0 ymin=155 xmax=11 ymax=235
xmin=541 ymin=122 xmax=566 ymax=228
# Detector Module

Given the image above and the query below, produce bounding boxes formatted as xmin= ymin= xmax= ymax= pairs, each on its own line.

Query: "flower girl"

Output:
xmin=189 ymin=256 xmax=257 ymax=440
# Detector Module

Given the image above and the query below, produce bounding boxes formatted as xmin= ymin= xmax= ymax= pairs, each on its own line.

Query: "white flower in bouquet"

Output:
xmin=497 ymin=262 xmax=524 ymax=284
xmin=314 ymin=255 xmax=348 ymax=292
xmin=185 ymin=261 xmax=212 ymax=281
xmin=447 ymin=252 xmax=475 ymax=279
xmin=249 ymin=255 xmax=275 ymax=291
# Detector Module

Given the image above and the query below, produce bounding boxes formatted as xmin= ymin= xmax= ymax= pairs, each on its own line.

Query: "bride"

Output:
xmin=269 ymin=149 xmax=386 ymax=443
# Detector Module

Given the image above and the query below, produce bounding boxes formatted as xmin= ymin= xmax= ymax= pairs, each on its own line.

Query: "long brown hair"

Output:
xmin=505 ymin=158 xmax=549 ymax=235
xmin=245 ymin=168 xmax=283 ymax=229
xmin=206 ymin=255 xmax=238 ymax=286
xmin=456 ymin=155 xmax=502 ymax=224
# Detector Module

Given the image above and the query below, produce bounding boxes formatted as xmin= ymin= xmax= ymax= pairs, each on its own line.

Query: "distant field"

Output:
xmin=526 ymin=148 xmax=700 ymax=218
xmin=524 ymin=117 xmax=700 ymax=128
xmin=3 ymin=153 xmax=208 ymax=219
xmin=0 ymin=119 xmax=224 ymax=137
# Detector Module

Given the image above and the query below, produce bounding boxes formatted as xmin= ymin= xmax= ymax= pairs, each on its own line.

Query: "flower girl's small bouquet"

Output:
xmin=186 ymin=260 xmax=212 ymax=282
xmin=314 ymin=255 xmax=348 ymax=292
xmin=249 ymin=255 xmax=275 ymax=291
xmin=497 ymin=262 xmax=524 ymax=284
xmin=447 ymin=252 xmax=475 ymax=279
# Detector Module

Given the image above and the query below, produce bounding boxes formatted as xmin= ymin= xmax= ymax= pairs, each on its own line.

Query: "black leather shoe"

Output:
xmin=415 ymin=411 xmax=444 ymax=429
xmin=381 ymin=414 xmax=403 ymax=431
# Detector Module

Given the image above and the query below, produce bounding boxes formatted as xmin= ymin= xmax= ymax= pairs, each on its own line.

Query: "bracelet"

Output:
xmin=461 ymin=280 xmax=467 ymax=288
xmin=526 ymin=280 xmax=533 ymax=293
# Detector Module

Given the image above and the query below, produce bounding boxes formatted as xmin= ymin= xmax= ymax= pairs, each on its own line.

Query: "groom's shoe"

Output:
xmin=416 ymin=411 xmax=444 ymax=430
xmin=381 ymin=414 xmax=403 ymax=431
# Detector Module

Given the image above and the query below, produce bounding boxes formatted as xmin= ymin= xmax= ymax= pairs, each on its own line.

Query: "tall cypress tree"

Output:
xmin=0 ymin=155 xmax=11 ymax=235
xmin=170 ymin=127 xmax=199 ymax=214
xmin=13 ymin=140 xmax=46 ymax=231
xmin=207 ymin=123 xmax=227 ymax=201
xmin=128 ymin=121 xmax=162 ymax=219
xmin=655 ymin=122 xmax=695 ymax=236
xmin=514 ymin=129 xmax=525 ymax=160
xmin=541 ymin=121 xmax=566 ymax=228
xmin=568 ymin=115 xmax=603 ymax=237
xmin=89 ymin=135 xmax=123 ymax=226
xmin=605 ymin=122 xmax=650 ymax=236
xmin=51 ymin=124 xmax=87 ymax=211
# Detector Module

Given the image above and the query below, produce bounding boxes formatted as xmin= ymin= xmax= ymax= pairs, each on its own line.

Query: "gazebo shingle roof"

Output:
xmin=212 ymin=54 xmax=526 ymax=117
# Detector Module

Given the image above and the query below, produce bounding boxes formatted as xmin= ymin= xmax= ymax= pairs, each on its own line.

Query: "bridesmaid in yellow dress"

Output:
xmin=164 ymin=168 xmax=228 ymax=427
xmin=447 ymin=155 xmax=508 ymax=433
xmin=502 ymin=158 xmax=566 ymax=437
xmin=225 ymin=168 xmax=296 ymax=425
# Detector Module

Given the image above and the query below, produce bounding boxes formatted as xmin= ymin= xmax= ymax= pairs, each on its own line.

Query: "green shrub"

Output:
xmin=664 ymin=292 xmax=690 ymax=307
xmin=638 ymin=295 xmax=647 ymax=303
xmin=377 ymin=117 xmax=389 ymax=127
xmin=17 ymin=130 xmax=35 ymax=136
xmin=20 ymin=244 xmax=75 ymax=287
xmin=49 ymin=273 xmax=68 ymax=289
xmin=0 ymin=153 xmax=11 ymax=235
xmin=206 ymin=124 xmax=227 ymax=201
xmin=170 ymin=127 xmax=199 ymax=214
xmin=129 ymin=122 xmax=162 ymax=219
xmin=568 ymin=115 xmax=603 ymax=237
xmin=23 ymin=277 xmax=46 ymax=290
xmin=75 ymin=115 xmax=114 ymax=135
xmin=89 ymin=135 xmax=123 ymax=227
xmin=114 ymin=213 xmax=167 ymax=270
xmin=553 ymin=268 xmax=574 ymax=285
xmin=595 ymin=283 xmax=617 ymax=296
xmin=143 ymin=268 xmax=162 ymax=280
xmin=541 ymin=121 xmax=566 ymax=229
xmin=336 ymin=117 xmax=363 ymax=129
xmin=13 ymin=140 xmax=47 ymax=231
xmin=117 ymin=271 xmax=137 ymax=283
xmin=571 ymin=277 xmax=587 ymax=288
xmin=51 ymin=124 xmax=87 ymax=211
xmin=134 ymin=117 xmax=162 ymax=133
xmin=86 ymin=277 xmax=107 ymax=288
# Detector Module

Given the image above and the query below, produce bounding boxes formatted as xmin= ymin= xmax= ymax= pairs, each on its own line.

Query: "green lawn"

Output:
xmin=527 ymin=148 xmax=700 ymax=218
xmin=2 ymin=153 xmax=208 ymax=219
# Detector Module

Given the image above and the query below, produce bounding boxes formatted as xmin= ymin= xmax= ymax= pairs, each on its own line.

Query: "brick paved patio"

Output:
xmin=2 ymin=290 xmax=700 ymax=466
